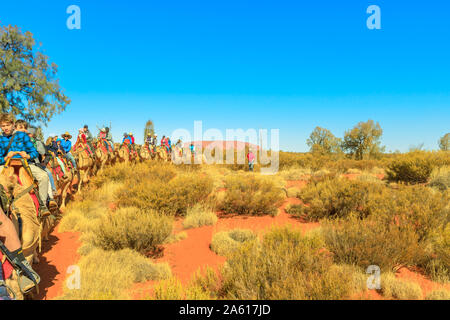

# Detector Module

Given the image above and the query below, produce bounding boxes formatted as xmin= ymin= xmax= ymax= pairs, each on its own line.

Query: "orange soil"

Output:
xmin=396 ymin=267 xmax=450 ymax=298
xmin=34 ymin=227 xmax=81 ymax=300
xmin=131 ymin=181 xmax=319 ymax=299
xmin=37 ymin=175 xmax=446 ymax=301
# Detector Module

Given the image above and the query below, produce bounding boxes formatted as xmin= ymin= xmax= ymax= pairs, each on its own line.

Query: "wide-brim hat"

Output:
xmin=129 ymin=132 xmax=133 ymax=136
xmin=62 ymin=132 xmax=72 ymax=139
xmin=101 ymin=128 xmax=106 ymax=133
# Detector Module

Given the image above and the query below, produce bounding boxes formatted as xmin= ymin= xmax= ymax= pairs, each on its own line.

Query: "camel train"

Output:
xmin=0 ymin=130 xmax=175 ymax=300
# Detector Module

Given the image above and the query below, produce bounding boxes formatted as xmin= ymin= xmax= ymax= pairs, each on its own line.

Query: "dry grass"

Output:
xmin=425 ymin=289 xmax=450 ymax=300
xmin=183 ymin=204 xmax=218 ymax=229
xmin=210 ymin=229 xmax=257 ymax=257
xmin=219 ymin=174 xmax=284 ymax=216
xmin=429 ymin=166 xmax=450 ymax=191
xmin=90 ymin=207 xmax=173 ymax=255
xmin=380 ymin=273 xmax=423 ymax=300
xmin=58 ymin=248 xmax=171 ymax=300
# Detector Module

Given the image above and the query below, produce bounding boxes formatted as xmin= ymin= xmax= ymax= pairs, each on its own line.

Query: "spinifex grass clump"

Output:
xmin=58 ymin=248 xmax=172 ymax=300
xmin=322 ymin=216 xmax=424 ymax=272
xmin=218 ymin=226 xmax=356 ymax=300
xmin=295 ymin=177 xmax=384 ymax=221
xmin=386 ymin=151 xmax=450 ymax=184
xmin=117 ymin=172 xmax=214 ymax=216
xmin=183 ymin=204 xmax=218 ymax=229
xmin=91 ymin=207 xmax=173 ymax=255
xmin=219 ymin=174 xmax=284 ymax=216
xmin=210 ymin=229 xmax=257 ymax=257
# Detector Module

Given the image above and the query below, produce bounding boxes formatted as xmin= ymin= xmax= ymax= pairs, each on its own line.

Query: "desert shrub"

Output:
xmin=59 ymin=248 xmax=171 ymax=300
xmin=296 ymin=177 xmax=385 ymax=221
xmin=380 ymin=273 xmax=423 ymax=300
xmin=210 ymin=229 xmax=257 ymax=257
xmin=91 ymin=208 xmax=173 ymax=255
xmin=421 ymin=223 xmax=450 ymax=283
xmin=219 ymin=175 xmax=284 ymax=216
xmin=278 ymin=167 xmax=312 ymax=181
xmin=117 ymin=173 xmax=214 ymax=216
xmin=164 ymin=231 xmax=188 ymax=244
xmin=346 ymin=168 xmax=362 ymax=174
xmin=425 ymin=289 xmax=450 ymax=300
xmin=365 ymin=185 xmax=449 ymax=242
xmin=386 ymin=152 xmax=437 ymax=184
xmin=183 ymin=204 xmax=218 ymax=229
xmin=355 ymin=173 xmax=383 ymax=183
xmin=286 ymin=187 xmax=302 ymax=198
xmin=322 ymin=216 xmax=424 ymax=272
xmin=153 ymin=277 xmax=184 ymax=300
xmin=152 ymin=276 xmax=213 ymax=300
xmin=429 ymin=166 xmax=450 ymax=191
xmin=219 ymin=227 xmax=354 ymax=300
xmin=189 ymin=266 xmax=222 ymax=299
xmin=285 ymin=204 xmax=303 ymax=216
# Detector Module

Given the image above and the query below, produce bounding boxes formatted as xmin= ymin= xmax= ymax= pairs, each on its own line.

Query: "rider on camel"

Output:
xmin=61 ymin=132 xmax=77 ymax=170
xmin=83 ymin=125 xmax=96 ymax=160
xmin=105 ymin=127 xmax=114 ymax=151
xmin=78 ymin=128 xmax=95 ymax=159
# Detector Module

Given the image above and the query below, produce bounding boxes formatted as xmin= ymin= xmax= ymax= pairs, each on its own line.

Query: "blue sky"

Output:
xmin=1 ymin=0 xmax=449 ymax=151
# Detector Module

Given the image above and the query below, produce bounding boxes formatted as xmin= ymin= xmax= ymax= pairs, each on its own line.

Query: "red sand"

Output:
xmin=34 ymin=227 xmax=81 ymax=300
xmin=396 ymin=267 xmax=450 ymax=298
xmin=36 ymin=176 xmax=447 ymax=300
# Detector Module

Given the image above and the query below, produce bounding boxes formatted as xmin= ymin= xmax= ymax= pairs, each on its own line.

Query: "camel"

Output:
xmin=139 ymin=144 xmax=152 ymax=161
xmin=1 ymin=161 xmax=43 ymax=300
xmin=72 ymin=140 xmax=95 ymax=192
xmin=155 ymin=146 xmax=170 ymax=162
xmin=45 ymin=154 xmax=74 ymax=211
xmin=94 ymin=139 xmax=114 ymax=172
xmin=118 ymin=144 xmax=137 ymax=164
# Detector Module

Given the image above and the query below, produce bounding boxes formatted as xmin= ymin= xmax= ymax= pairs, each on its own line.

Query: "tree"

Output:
xmin=144 ymin=120 xmax=154 ymax=138
xmin=438 ymin=133 xmax=449 ymax=151
xmin=0 ymin=25 xmax=70 ymax=125
xmin=343 ymin=120 xmax=385 ymax=160
xmin=306 ymin=127 xmax=342 ymax=154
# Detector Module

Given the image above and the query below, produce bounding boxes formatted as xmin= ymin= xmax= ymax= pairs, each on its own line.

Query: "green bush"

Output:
xmin=117 ymin=172 xmax=214 ymax=216
xmin=296 ymin=177 xmax=384 ymax=221
xmin=219 ymin=175 xmax=284 ymax=216
xmin=365 ymin=185 xmax=449 ymax=242
xmin=429 ymin=166 xmax=450 ymax=191
xmin=386 ymin=152 xmax=436 ymax=184
xmin=219 ymin=227 xmax=354 ymax=300
xmin=91 ymin=207 xmax=173 ymax=255
xmin=380 ymin=273 xmax=423 ymax=300
xmin=183 ymin=204 xmax=218 ymax=229
xmin=210 ymin=229 xmax=257 ymax=257
xmin=421 ymin=223 xmax=450 ymax=283
xmin=322 ymin=216 xmax=424 ymax=272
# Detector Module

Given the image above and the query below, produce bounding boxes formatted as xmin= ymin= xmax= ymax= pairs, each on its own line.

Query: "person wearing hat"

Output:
xmin=129 ymin=133 xmax=135 ymax=145
xmin=61 ymin=132 xmax=77 ymax=170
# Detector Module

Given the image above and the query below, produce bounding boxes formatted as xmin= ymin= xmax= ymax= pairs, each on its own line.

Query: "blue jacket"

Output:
xmin=60 ymin=139 xmax=72 ymax=153
xmin=0 ymin=131 xmax=39 ymax=165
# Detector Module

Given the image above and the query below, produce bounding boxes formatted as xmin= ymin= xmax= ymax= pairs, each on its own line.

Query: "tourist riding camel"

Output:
xmin=0 ymin=115 xmax=52 ymax=218
xmin=105 ymin=127 xmax=114 ymax=151
xmin=61 ymin=132 xmax=77 ymax=171
xmin=14 ymin=122 xmax=58 ymax=211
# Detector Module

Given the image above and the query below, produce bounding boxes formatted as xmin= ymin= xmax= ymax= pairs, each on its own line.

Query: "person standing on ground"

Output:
xmin=247 ymin=149 xmax=255 ymax=172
